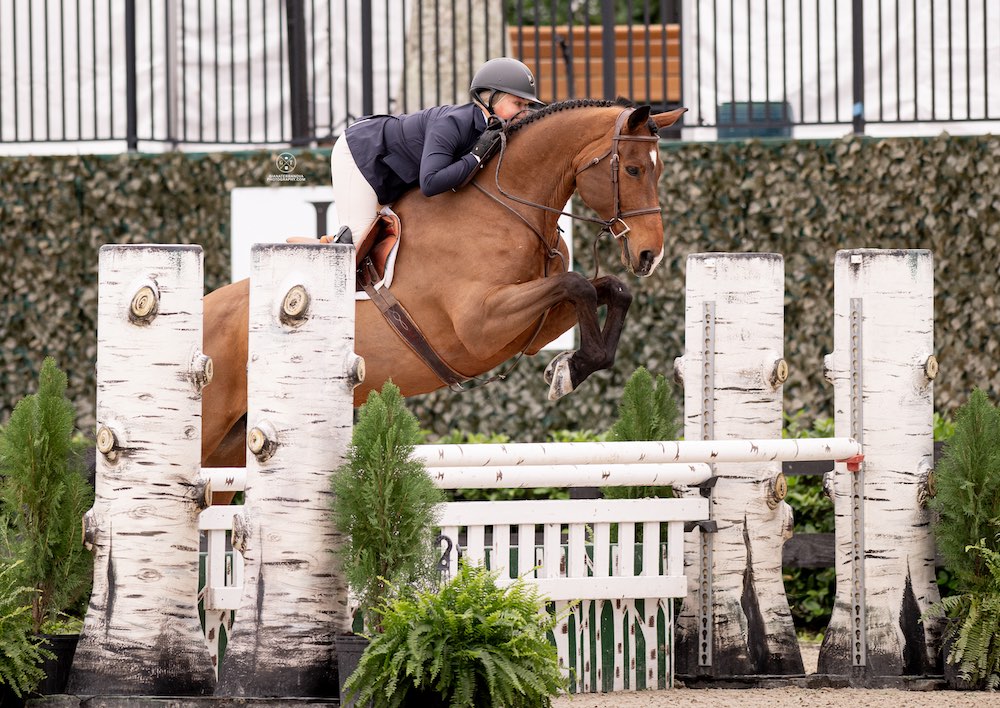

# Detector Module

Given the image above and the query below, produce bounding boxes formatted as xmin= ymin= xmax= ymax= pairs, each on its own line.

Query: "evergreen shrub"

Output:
xmin=602 ymin=367 xmax=679 ymax=500
xmin=331 ymin=381 xmax=444 ymax=632
xmin=928 ymin=388 xmax=1000 ymax=687
xmin=0 ymin=357 xmax=94 ymax=634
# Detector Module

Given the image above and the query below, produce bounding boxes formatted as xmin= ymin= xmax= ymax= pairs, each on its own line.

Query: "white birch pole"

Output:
xmin=818 ymin=249 xmax=941 ymax=675
xmin=69 ymin=245 xmax=216 ymax=695
xmin=215 ymin=244 xmax=358 ymax=697
xmin=674 ymin=253 xmax=802 ymax=677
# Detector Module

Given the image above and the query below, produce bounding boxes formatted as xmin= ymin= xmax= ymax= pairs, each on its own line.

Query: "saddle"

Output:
xmin=290 ymin=208 xmax=402 ymax=297
xmin=355 ymin=208 xmax=401 ymax=295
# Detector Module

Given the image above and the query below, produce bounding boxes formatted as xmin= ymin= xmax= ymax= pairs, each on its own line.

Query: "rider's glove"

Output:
xmin=470 ymin=127 xmax=503 ymax=164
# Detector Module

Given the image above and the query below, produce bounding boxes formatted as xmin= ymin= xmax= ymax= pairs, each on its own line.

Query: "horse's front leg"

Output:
xmin=457 ymin=272 xmax=632 ymax=400
xmin=543 ymin=274 xmax=632 ymax=399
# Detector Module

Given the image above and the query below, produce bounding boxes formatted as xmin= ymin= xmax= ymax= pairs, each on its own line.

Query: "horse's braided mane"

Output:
xmin=506 ymin=97 xmax=638 ymax=136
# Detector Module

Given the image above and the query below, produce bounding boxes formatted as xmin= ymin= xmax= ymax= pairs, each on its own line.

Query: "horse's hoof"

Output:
xmin=545 ymin=351 xmax=575 ymax=400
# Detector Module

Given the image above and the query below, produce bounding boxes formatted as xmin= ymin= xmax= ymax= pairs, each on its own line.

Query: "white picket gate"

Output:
xmin=436 ymin=497 xmax=706 ymax=691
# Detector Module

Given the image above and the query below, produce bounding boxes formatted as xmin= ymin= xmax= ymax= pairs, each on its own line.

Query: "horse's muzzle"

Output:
xmin=633 ymin=249 xmax=660 ymax=277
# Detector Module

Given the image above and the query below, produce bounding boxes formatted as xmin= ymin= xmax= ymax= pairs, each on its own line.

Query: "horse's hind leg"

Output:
xmin=201 ymin=279 xmax=250 ymax=468
xmin=204 ymin=415 xmax=247 ymax=469
xmin=545 ymin=275 xmax=632 ymax=399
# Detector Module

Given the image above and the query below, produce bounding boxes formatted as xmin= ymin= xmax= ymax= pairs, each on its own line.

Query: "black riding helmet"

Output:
xmin=470 ymin=58 xmax=545 ymax=115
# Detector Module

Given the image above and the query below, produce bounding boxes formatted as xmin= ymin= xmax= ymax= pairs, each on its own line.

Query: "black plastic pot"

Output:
xmin=0 ymin=634 xmax=79 ymax=707
xmin=37 ymin=633 xmax=80 ymax=696
xmin=335 ymin=633 xmax=370 ymax=708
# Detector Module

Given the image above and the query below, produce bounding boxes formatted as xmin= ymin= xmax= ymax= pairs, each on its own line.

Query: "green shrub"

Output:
xmin=930 ymin=389 xmax=1000 ymax=591
xmin=0 ymin=357 xmax=94 ymax=634
xmin=331 ymin=382 xmax=445 ymax=632
xmin=0 ymin=560 xmax=52 ymax=698
xmin=345 ymin=562 xmax=566 ymax=707
xmin=602 ymin=367 xmax=679 ymax=500
xmin=927 ymin=389 xmax=1000 ymax=686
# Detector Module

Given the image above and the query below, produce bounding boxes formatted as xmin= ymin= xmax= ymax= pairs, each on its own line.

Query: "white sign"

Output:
xmin=230 ymin=186 xmax=338 ymax=282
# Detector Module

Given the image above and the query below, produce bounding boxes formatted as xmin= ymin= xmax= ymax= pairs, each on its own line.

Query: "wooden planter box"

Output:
xmin=509 ymin=24 xmax=680 ymax=105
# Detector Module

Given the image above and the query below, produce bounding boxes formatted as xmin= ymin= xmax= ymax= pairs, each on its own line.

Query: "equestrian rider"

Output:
xmin=330 ymin=57 xmax=544 ymax=260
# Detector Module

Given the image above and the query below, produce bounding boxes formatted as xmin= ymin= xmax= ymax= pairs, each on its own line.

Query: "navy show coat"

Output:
xmin=344 ymin=103 xmax=488 ymax=205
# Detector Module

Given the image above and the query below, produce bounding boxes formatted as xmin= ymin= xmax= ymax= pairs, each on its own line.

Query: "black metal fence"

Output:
xmin=1 ymin=1 xmax=998 ymax=150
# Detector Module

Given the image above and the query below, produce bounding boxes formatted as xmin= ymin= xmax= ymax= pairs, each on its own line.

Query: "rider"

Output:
xmin=330 ymin=57 xmax=544 ymax=259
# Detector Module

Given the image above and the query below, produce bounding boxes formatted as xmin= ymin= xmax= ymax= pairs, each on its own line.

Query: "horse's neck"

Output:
xmin=498 ymin=109 xmax=612 ymax=211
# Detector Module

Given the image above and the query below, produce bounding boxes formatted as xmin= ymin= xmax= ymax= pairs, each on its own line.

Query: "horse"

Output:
xmin=202 ymin=99 xmax=687 ymax=468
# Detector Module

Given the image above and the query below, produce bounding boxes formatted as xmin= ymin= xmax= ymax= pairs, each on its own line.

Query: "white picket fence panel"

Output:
xmin=436 ymin=497 xmax=709 ymax=692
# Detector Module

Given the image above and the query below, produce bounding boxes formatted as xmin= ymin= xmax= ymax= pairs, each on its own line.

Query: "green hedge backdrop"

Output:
xmin=2 ymin=134 xmax=997 ymax=439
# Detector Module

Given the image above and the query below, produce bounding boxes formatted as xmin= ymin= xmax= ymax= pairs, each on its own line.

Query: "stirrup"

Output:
xmin=332 ymin=225 xmax=353 ymax=245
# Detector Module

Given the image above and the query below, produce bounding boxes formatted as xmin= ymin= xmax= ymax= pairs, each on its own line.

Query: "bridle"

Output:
xmin=472 ymin=106 xmax=663 ymax=256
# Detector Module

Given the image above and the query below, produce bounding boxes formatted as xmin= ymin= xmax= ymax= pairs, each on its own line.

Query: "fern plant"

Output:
xmin=930 ymin=389 xmax=1000 ymax=592
xmin=928 ymin=539 xmax=1000 ymax=689
xmin=344 ymin=562 xmax=565 ymax=708
xmin=603 ymin=367 xmax=680 ymax=499
xmin=331 ymin=381 xmax=444 ymax=632
xmin=0 ymin=357 xmax=94 ymax=634
xmin=0 ymin=560 xmax=52 ymax=698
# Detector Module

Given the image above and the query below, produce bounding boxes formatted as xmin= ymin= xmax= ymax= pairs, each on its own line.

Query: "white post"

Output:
xmin=673 ymin=253 xmax=801 ymax=676
xmin=818 ymin=249 xmax=940 ymax=676
xmin=215 ymin=243 xmax=359 ymax=696
xmin=69 ymin=245 xmax=216 ymax=695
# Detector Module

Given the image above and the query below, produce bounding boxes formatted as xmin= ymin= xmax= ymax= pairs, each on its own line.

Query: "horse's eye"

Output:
xmin=625 ymin=165 xmax=640 ymax=177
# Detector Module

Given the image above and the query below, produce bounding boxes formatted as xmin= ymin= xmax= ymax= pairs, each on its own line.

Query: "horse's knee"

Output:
xmin=594 ymin=276 xmax=632 ymax=308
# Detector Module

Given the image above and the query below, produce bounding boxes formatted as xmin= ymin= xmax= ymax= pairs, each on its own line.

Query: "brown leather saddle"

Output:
xmin=356 ymin=211 xmax=400 ymax=292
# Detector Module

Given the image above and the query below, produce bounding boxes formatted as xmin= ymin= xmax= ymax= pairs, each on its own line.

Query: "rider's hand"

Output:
xmin=470 ymin=127 xmax=503 ymax=164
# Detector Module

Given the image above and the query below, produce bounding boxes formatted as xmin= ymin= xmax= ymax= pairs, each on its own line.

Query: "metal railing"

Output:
xmin=1 ymin=0 xmax=998 ymax=151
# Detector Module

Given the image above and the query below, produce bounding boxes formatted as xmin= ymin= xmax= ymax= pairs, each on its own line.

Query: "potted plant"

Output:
xmin=330 ymin=381 xmax=444 ymax=704
xmin=928 ymin=388 xmax=1000 ymax=689
xmin=344 ymin=562 xmax=565 ymax=707
xmin=0 ymin=357 xmax=94 ymax=698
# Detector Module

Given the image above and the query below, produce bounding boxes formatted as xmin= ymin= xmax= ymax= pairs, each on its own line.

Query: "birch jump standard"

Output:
xmin=70 ymin=243 xmax=361 ymax=697
xmin=669 ymin=250 xmax=939 ymax=681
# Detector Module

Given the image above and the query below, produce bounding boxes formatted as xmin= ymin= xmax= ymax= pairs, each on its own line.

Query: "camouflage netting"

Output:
xmin=2 ymin=134 xmax=998 ymax=441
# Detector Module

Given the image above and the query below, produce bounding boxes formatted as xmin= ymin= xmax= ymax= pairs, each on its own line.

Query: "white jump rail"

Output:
xmin=415 ymin=438 xmax=862 ymax=470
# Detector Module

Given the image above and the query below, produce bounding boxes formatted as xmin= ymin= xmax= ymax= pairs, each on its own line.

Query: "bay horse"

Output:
xmin=203 ymin=99 xmax=686 ymax=467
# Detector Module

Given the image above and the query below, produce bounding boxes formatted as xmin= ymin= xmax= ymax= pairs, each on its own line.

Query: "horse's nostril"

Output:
xmin=639 ymin=250 xmax=655 ymax=270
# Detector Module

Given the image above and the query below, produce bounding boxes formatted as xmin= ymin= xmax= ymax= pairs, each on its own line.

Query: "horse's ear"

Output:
xmin=652 ymin=107 xmax=688 ymax=129
xmin=627 ymin=105 xmax=652 ymax=133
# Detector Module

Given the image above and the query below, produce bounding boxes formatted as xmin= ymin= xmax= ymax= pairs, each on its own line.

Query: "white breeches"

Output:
xmin=331 ymin=135 xmax=382 ymax=257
